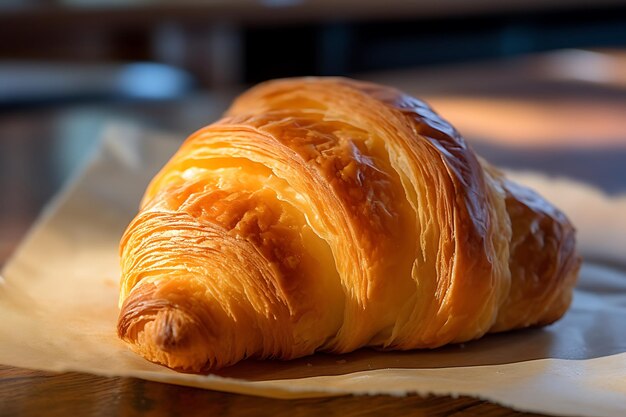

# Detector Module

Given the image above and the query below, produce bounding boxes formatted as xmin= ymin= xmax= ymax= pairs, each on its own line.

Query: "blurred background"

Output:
xmin=1 ymin=0 xmax=626 ymax=263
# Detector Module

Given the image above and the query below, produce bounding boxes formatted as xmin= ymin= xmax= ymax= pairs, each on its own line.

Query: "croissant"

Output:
xmin=117 ymin=77 xmax=580 ymax=372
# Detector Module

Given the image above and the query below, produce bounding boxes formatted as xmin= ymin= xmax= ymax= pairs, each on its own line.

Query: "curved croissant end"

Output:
xmin=117 ymin=77 xmax=580 ymax=372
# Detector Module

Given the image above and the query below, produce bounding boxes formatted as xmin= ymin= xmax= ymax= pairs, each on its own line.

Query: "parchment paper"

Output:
xmin=1 ymin=124 xmax=625 ymax=417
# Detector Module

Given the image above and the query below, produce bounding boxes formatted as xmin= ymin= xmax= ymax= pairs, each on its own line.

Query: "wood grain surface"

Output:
xmin=0 ymin=366 xmax=545 ymax=417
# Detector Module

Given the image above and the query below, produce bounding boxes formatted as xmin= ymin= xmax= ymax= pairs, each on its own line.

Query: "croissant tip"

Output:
xmin=117 ymin=283 xmax=220 ymax=371
xmin=151 ymin=307 xmax=194 ymax=352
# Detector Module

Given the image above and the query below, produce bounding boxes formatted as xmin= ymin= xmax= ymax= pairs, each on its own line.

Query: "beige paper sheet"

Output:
xmin=1 ymin=124 xmax=626 ymax=417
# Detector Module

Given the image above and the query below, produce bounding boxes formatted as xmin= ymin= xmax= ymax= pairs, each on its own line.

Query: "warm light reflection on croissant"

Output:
xmin=117 ymin=78 xmax=580 ymax=372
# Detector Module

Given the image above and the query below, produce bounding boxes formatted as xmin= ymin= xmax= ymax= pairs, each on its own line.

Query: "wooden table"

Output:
xmin=1 ymin=365 xmax=546 ymax=417
xmin=2 ymin=51 xmax=625 ymax=416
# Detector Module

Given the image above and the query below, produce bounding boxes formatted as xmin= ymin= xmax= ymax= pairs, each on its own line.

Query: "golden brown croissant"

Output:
xmin=117 ymin=77 xmax=580 ymax=372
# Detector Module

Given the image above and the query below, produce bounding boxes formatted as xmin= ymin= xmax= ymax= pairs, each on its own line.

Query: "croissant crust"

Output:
xmin=117 ymin=77 xmax=580 ymax=371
